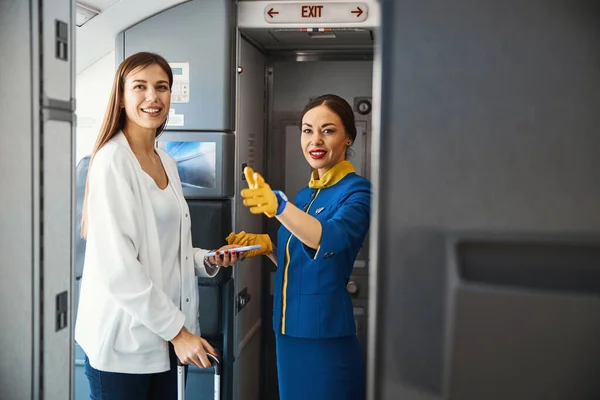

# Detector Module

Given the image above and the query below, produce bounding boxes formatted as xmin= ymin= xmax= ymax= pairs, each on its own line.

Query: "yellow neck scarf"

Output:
xmin=308 ymin=160 xmax=355 ymax=189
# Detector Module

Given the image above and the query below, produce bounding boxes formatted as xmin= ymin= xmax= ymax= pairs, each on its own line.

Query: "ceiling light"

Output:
xmin=75 ymin=2 xmax=100 ymax=27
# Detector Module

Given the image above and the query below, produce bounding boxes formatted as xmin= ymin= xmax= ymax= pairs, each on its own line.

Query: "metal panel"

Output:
xmin=0 ymin=1 xmax=34 ymax=399
xmin=444 ymin=235 xmax=600 ymax=399
xmin=233 ymin=37 xmax=267 ymax=400
xmin=187 ymin=200 xmax=233 ymax=285
xmin=43 ymin=0 xmax=73 ymax=105
xmin=272 ymin=60 xmax=374 ymax=112
xmin=42 ymin=116 xmax=74 ymax=400
xmin=371 ymin=0 xmax=600 ymax=399
xmin=241 ymin=27 xmax=375 ymax=52
xmin=352 ymin=300 xmax=368 ymax=366
xmin=120 ymin=0 xmax=236 ymax=131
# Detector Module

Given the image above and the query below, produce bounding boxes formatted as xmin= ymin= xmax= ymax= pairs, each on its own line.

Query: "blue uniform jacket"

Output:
xmin=273 ymin=161 xmax=371 ymax=338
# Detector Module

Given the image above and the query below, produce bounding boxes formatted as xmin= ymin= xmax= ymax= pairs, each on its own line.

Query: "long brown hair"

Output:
xmin=80 ymin=52 xmax=173 ymax=238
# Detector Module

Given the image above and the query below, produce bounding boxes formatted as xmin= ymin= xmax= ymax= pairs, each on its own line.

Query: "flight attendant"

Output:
xmin=227 ymin=94 xmax=371 ymax=400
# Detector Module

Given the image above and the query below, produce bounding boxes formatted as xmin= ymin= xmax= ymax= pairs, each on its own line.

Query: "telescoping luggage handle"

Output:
xmin=177 ymin=353 xmax=221 ymax=400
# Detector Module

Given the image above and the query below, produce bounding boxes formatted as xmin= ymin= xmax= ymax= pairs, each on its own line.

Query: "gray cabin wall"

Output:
xmin=372 ymin=0 xmax=600 ymax=399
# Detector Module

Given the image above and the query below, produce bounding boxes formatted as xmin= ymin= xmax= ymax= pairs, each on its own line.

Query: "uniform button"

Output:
xmin=185 ymin=298 xmax=190 ymax=303
xmin=302 ymin=203 xmax=309 ymax=209
xmin=185 ymin=256 xmax=188 ymax=260
xmin=185 ymin=213 xmax=188 ymax=217
xmin=310 ymin=191 xmax=315 ymax=198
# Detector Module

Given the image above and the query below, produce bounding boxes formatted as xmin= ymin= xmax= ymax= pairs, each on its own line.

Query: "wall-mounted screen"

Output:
xmin=158 ymin=141 xmax=217 ymax=190
xmin=156 ymin=131 xmax=234 ymax=199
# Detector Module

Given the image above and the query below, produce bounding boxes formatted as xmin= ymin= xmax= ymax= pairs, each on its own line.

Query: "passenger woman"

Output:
xmin=227 ymin=94 xmax=371 ymax=400
xmin=75 ymin=51 xmax=239 ymax=400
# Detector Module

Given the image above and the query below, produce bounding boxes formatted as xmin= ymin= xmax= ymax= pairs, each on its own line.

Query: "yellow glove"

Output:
xmin=225 ymin=231 xmax=273 ymax=258
xmin=241 ymin=167 xmax=278 ymax=218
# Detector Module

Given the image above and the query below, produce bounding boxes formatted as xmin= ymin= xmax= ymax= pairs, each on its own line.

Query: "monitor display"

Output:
xmin=157 ymin=141 xmax=217 ymax=189
xmin=155 ymin=130 xmax=234 ymax=199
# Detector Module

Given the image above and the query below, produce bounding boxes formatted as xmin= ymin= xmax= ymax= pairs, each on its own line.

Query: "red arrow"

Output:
xmin=351 ymin=6 xmax=363 ymax=17
xmin=267 ymin=7 xmax=279 ymax=18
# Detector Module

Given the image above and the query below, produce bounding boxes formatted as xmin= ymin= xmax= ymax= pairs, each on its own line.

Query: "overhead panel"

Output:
xmin=238 ymin=0 xmax=379 ymax=51
xmin=243 ymin=27 xmax=373 ymax=51
xmin=239 ymin=1 xmax=379 ymax=28
xmin=119 ymin=0 xmax=235 ymax=132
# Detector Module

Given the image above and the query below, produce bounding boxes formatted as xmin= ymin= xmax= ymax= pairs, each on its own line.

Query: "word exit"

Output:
xmin=302 ymin=5 xmax=323 ymax=18
xmin=264 ymin=2 xmax=368 ymax=24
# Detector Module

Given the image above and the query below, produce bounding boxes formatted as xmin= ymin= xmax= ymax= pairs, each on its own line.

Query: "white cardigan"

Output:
xmin=75 ymin=131 xmax=218 ymax=374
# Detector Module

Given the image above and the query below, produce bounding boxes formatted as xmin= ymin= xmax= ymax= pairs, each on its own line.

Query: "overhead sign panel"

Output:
xmin=264 ymin=3 xmax=368 ymax=24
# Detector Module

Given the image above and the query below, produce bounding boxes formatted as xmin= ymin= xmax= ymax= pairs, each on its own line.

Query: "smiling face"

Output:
xmin=301 ymin=104 xmax=350 ymax=177
xmin=121 ymin=63 xmax=171 ymax=135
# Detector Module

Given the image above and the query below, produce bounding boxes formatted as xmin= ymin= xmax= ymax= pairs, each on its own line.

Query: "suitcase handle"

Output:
xmin=177 ymin=353 xmax=220 ymax=374
xmin=177 ymin=354 xmax=221 ymax=400
xmin=207 ymin=353 xmax=220 ymax=376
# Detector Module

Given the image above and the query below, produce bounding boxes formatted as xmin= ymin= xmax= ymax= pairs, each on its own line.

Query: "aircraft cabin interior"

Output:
xmin=75 ymin=1 xmax=377 ymax=399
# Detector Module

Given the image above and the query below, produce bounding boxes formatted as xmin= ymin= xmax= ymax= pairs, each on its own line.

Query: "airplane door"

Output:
xmin=42 ymin=116 xmax=74 ymax=400
xmin=1 ymin=1 xmax=75 ymax=399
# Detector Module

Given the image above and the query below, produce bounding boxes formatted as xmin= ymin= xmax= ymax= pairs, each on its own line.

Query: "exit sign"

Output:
xmin=265 ymin=3 xmax=368 ymax=24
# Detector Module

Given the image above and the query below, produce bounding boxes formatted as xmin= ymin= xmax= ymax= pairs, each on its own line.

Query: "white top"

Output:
xmin=145 ymin=177 xmax=182 ymax=309
xmin=75 ymin=131 xmax=219 ymax=374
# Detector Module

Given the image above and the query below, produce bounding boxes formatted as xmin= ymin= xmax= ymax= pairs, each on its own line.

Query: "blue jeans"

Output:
xmin=84 ymin=343 xmax=187 ymax=400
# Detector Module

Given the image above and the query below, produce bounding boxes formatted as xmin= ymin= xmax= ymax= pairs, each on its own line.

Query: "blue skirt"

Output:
xmin=275 ymin=333 xmax=365 ymax=400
